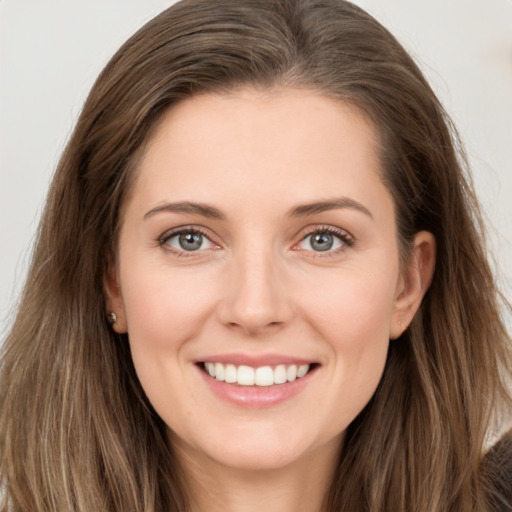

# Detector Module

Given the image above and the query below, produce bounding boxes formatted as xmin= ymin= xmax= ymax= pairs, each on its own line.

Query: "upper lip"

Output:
xmin=196 ymin=353 xmax=318 ymax=367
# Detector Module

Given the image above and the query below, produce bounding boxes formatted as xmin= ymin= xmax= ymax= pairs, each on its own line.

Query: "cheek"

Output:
xmin=118 ymin=267 xmax=221 ymax=426
xmin=119 ymin=265 xmax=220 ymax=371
xmin=296 ymin=268 xmax=397 ymax=424
xmin=299 ymin=265 xmax=397 ymax=344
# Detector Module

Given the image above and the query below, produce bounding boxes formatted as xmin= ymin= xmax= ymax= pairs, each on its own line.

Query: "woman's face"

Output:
xmin=106 ymin=88 xmax=431 ymax=472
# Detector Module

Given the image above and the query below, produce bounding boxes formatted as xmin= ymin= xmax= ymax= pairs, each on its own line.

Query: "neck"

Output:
xmin=172 ymin=438 xmax=341 ymax=512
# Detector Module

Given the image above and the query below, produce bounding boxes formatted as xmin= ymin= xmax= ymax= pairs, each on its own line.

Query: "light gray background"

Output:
xmin=1 ymin=1 xmax=511 ymax=338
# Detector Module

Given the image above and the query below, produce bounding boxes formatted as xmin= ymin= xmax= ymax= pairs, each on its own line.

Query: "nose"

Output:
xmin=217 ymin=246 xmax=294 ymax=336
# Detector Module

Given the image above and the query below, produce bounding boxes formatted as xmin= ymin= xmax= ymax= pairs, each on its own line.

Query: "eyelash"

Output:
xmin=295 ymin=225 xmax=355 ymax=256
xmin=158 ymin=226 xmax=217 ymax=257
xmin=157 ymin=225 xmax=355 ymax=257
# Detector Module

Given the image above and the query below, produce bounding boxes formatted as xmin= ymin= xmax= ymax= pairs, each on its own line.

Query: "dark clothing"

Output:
xmin=483 ymin=430 xmax=512 ymax=512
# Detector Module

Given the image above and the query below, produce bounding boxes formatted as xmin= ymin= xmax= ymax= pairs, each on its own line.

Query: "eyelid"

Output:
xmin=158 ymin=225 xmax=221 ymax=255
xmin=156 ymin=223 xmax=354 ymax=257
xmin=293 ymin=225 xmax=355 ymax=253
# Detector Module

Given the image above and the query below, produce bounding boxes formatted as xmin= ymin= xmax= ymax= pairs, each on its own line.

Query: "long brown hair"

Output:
xmin=1 ymin=1 xmax=511 ymax=510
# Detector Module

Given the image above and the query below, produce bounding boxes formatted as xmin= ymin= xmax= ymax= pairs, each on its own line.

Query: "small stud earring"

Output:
xmin=398 ymin=320 xmax=403 ymax=328
xmin=107 ymin=312 xmax=117 ymax=324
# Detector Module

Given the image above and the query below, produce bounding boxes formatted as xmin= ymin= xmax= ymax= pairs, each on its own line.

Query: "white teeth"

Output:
xmin=255 ymin=366 xmax=274 ymax=386
xmin=225 ymin=364 xmax=237 ymax=383
xmin=237 ymin=365 xmax=254 ymax=385
xmin=297 ymin=364 xmax=309 ymax=378
xmin=274 ymin=364 xmax=287 ymax=384
xmin=214 ymin=362 xmax=225 ymax=382
xmin=206 ymin=362 xmax=215 ymax=377
xmin=203 ymin=362 xmax=312 ymax=386
xmin=286 ymin=365 xmax=297 ymax=382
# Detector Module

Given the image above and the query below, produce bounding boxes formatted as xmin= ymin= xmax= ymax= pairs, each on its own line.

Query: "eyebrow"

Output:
xmin=144 ymin=201 xmax=225 ymax=220
xmin=143 ymin=197 xmax=373 ymax=221
xmin=288 ymin=197 xmax=373 ymax=219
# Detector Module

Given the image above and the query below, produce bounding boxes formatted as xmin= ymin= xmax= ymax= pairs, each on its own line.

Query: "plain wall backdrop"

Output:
xmin=1 ymin=0 xmax=511 ymax=338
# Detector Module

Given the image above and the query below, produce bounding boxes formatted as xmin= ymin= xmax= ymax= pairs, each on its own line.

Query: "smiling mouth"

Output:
xmin=200 ymin=362 xmax=318 ymax=387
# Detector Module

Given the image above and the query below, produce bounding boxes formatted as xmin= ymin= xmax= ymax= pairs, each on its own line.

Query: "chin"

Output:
xmin=220 ymin=444 xmax=301 ymax=471
xmin=169 ymin=423 xmax=322 ymax=472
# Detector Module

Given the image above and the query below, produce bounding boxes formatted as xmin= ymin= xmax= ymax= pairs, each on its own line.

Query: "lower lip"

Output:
xmin=197 ymin=365 xmax=318 ymax=408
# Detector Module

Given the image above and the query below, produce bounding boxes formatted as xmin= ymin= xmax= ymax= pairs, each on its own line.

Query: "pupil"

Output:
xmin=179 ymin=232 xmax=202 ymax=251
xmin=311 ymin=233 xmax=333 ymax=251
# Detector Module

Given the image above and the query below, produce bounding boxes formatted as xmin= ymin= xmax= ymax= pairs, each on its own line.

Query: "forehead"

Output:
xmin=127 ymin=87 xmax=391 ymax=220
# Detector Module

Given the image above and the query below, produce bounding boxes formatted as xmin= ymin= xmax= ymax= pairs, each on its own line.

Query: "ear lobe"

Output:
xmin=390 ymin=231 xmax=436 ymax=339
xmin=103 ymin=264 xmax=128 ymax=334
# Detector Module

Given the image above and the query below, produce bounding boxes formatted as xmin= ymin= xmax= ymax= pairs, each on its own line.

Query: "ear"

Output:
xmin=104 ymin=262 xmax=128 ymax=334
xmin=390 ymin=231 xmax=436 ymax=339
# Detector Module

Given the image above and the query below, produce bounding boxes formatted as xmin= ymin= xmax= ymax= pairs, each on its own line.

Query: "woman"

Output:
xmin=1 ymin=0 xmax=511 ymax=511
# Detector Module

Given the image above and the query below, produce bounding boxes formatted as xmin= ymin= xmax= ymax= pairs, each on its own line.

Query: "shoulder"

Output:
xmin=482 ymin=430 xmax=512 ymax=512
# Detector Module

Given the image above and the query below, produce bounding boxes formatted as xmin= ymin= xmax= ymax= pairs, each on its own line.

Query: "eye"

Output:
xmin=162 ymin=229 xmax=215 ymax=253
xmin=296 ymin=227 xmax=353 ymax=253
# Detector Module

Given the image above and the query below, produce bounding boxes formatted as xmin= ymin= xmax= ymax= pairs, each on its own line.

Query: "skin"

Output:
xmin=105 ymin=88 xmax=435 ymax=512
